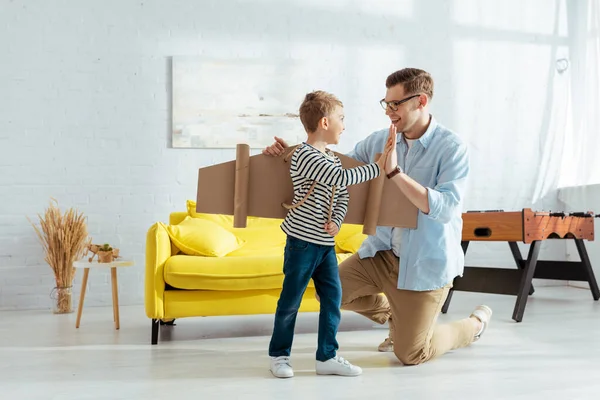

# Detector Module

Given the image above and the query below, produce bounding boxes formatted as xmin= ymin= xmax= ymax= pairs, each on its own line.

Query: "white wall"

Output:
xmin=0 ymin=0 xmax=572 ymax=310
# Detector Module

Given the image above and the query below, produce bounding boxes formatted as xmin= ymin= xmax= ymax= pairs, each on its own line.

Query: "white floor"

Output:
xmin=1 ymin=286 xmax=599 ymax=400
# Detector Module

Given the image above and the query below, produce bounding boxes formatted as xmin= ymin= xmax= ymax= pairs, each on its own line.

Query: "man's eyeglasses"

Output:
xmin=379 ymin=94 xmax=421 ymax=111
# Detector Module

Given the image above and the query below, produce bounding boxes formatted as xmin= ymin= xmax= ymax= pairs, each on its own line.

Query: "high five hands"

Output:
xmin=376 ymin=124 xmax=398 ymax=173
xmin=327 ymin=126 xmax=397 ymax=237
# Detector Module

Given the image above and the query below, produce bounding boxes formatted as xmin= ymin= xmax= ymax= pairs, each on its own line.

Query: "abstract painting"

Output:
xmin=172 ymin=56 xmax=317 ymax=149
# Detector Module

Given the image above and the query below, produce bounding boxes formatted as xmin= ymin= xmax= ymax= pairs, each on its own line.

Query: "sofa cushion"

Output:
xmin=336 ymin=232 xmax=368 ymax=253
xmin=164 ymin=218 xmax=245 ymax=257
xmin=164 ymin=253 xmax=355 ymax=291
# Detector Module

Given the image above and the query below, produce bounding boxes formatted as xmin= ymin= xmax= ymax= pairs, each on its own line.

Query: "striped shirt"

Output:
xmin=281 ymin=143 xmax=381 ymax=246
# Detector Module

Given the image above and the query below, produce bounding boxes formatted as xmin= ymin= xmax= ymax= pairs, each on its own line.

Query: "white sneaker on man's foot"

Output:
xmin=377 ymin=319 xmax=394 ymax=352
xmin=470 ymin=305 xmax=493 ymax=342
xmin=270 ymin=356 xmax=294 ymax=378
xmin=316 ymin=356 xmax=362 ymax=376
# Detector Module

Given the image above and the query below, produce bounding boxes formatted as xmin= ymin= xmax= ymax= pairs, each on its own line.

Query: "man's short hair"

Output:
xmin=386 ymin=68 xmax=434 ymax=99
xmin=299 ymin=90 xmax=343 ymax=133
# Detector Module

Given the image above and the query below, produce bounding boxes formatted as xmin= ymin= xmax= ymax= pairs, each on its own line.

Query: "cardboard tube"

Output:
xmin=233 ymin=144 xmax=250 ymax=228
xmin=362 ymin=153 xmax=385 ymax=235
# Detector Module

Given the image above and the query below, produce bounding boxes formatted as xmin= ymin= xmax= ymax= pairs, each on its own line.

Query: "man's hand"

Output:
xmin=324 ymin=221 xmax=339 ymax=236
xmin=376 ymin=124 xmax=397 ymax=171
xmin=262 ymin=136 xmax=289 ymax=157
xmin=384 ymin=124 xmax=398 ymax=174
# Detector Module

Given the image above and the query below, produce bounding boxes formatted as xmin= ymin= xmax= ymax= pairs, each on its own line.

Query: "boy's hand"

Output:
xmin=324 ymin=221 xmax=339 ymax=236
xmin=262 ymin=136 xmax=288 ymax=156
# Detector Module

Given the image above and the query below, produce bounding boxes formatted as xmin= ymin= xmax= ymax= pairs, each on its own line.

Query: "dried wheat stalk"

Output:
xmin=28 ymin=199 xmax=89 ymax=313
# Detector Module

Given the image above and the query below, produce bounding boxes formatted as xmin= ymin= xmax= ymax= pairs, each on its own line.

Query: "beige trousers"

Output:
xmin=339 ymin=250 xmax=477 ymax=365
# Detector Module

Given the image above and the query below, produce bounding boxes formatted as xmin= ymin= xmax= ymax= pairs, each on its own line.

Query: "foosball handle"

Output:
xmin=569 ymin=212 xmax=593 ymax=218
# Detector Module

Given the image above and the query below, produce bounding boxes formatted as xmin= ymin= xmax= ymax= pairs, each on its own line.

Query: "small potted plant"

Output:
xmin=98 ymin=243 xmax=114 ymax=263
xmin=87 ymin=243 xmax=120 ymax=262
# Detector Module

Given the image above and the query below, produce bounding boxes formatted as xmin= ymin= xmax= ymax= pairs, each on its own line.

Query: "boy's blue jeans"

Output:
xmin=268 ymin=236 xmax=341 ymax=362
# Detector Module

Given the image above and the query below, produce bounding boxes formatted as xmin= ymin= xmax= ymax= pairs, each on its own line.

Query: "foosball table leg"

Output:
xmin=508 ymin=242 xmax=535 ymax=295
xmin=512 ymin=241 xmax=542 ymax=322
xmin=441 ymin=289 xmax=453 ymax=314
xmin=574 ymin=239 xmax=600 ymax=300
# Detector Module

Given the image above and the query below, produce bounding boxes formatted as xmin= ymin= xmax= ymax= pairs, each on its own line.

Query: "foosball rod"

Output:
xmin=533 ymin=211 xmax=596 ymax=218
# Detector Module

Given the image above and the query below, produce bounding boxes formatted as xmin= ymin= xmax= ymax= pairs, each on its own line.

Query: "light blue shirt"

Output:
xmin=346 ymin=116 xmax=469 ymax=291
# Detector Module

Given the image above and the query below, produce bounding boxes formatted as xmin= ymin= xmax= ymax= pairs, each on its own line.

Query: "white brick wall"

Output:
xmin=0 ymin=0 xmax=573 ymax=310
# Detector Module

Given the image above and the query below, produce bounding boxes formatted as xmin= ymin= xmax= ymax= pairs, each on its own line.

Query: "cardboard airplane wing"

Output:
xmin=196 ymin=144 xmax=418 ymax=235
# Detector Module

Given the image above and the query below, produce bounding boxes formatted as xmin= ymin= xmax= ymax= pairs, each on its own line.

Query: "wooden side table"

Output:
xmin=73 ymin=259 xmax=135 ymax=330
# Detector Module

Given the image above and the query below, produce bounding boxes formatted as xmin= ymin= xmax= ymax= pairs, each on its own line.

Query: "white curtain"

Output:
xmin=558 ymin=0 xmax=600 ymax=188
xmin=531 ymin=61 xmax=572 ymax=203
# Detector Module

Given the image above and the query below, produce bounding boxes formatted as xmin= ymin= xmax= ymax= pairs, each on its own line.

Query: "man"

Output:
xmin=263 ymin=68 xmax=492 ymax=365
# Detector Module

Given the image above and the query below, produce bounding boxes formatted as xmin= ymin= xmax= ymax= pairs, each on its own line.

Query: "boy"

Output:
xmin=268 ymin=90 xmax=394 ymax=378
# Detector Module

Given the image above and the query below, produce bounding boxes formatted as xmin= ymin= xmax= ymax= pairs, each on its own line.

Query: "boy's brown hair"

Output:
xmin=386 ymin=68 xmax=434 ymax=99
xmin=299 ymin=90 xmax=343 ymax=133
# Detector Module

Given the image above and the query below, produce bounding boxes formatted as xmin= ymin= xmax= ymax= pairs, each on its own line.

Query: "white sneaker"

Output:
xmin=270 ymin=356 xmax=294 ymax=378
xmin=316 ymin=356 xmax=362 ymax=376
xmin=377 ymin=318 xmax=394 ymax=352
xmin=470 ymin=305 xmax=493 ymax=342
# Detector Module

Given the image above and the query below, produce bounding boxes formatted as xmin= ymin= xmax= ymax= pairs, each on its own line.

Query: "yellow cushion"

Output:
xmin=163 ymin=218 xmax=245 ymax=257
xmin=186 ymin=201 xmax=237 ymax=228
xmin=337 ymin=231 xmax=367 ymax=253
xmin=333 ymin=223 xmax=365 ymax=252
xmin=169 ymin=211 xmax=189 ymax=226
xmin=164 ymin=253 xmax=355 ymax=291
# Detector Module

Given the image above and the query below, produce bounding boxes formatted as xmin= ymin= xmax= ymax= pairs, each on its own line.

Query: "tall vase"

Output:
xmin=52 ymin=286 xmax=73 ymax=314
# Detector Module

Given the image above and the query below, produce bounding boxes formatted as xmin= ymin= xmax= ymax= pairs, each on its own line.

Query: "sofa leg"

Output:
xmin=151 ymin=319 xmax=159 ymax=345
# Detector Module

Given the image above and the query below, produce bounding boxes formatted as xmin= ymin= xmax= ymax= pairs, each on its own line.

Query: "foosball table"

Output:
xmin=441 ymin=208 xmax=599 ymax=322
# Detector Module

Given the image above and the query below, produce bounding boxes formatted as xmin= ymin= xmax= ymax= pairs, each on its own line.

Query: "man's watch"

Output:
xmin=386 ymin=165 xmax=402 ymax=179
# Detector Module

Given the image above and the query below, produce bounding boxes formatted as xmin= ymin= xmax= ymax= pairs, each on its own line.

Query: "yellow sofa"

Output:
xmin=145 ymin=201 xmax=366 ymax=344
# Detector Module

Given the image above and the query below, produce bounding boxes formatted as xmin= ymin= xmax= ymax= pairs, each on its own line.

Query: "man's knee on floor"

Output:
xmin=393 ymin=345 xmax=428 ymax=366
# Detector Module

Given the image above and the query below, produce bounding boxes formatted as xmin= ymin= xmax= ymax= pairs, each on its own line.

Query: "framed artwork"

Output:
xmin=172 ymin=56 xmax=316 ymax=149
